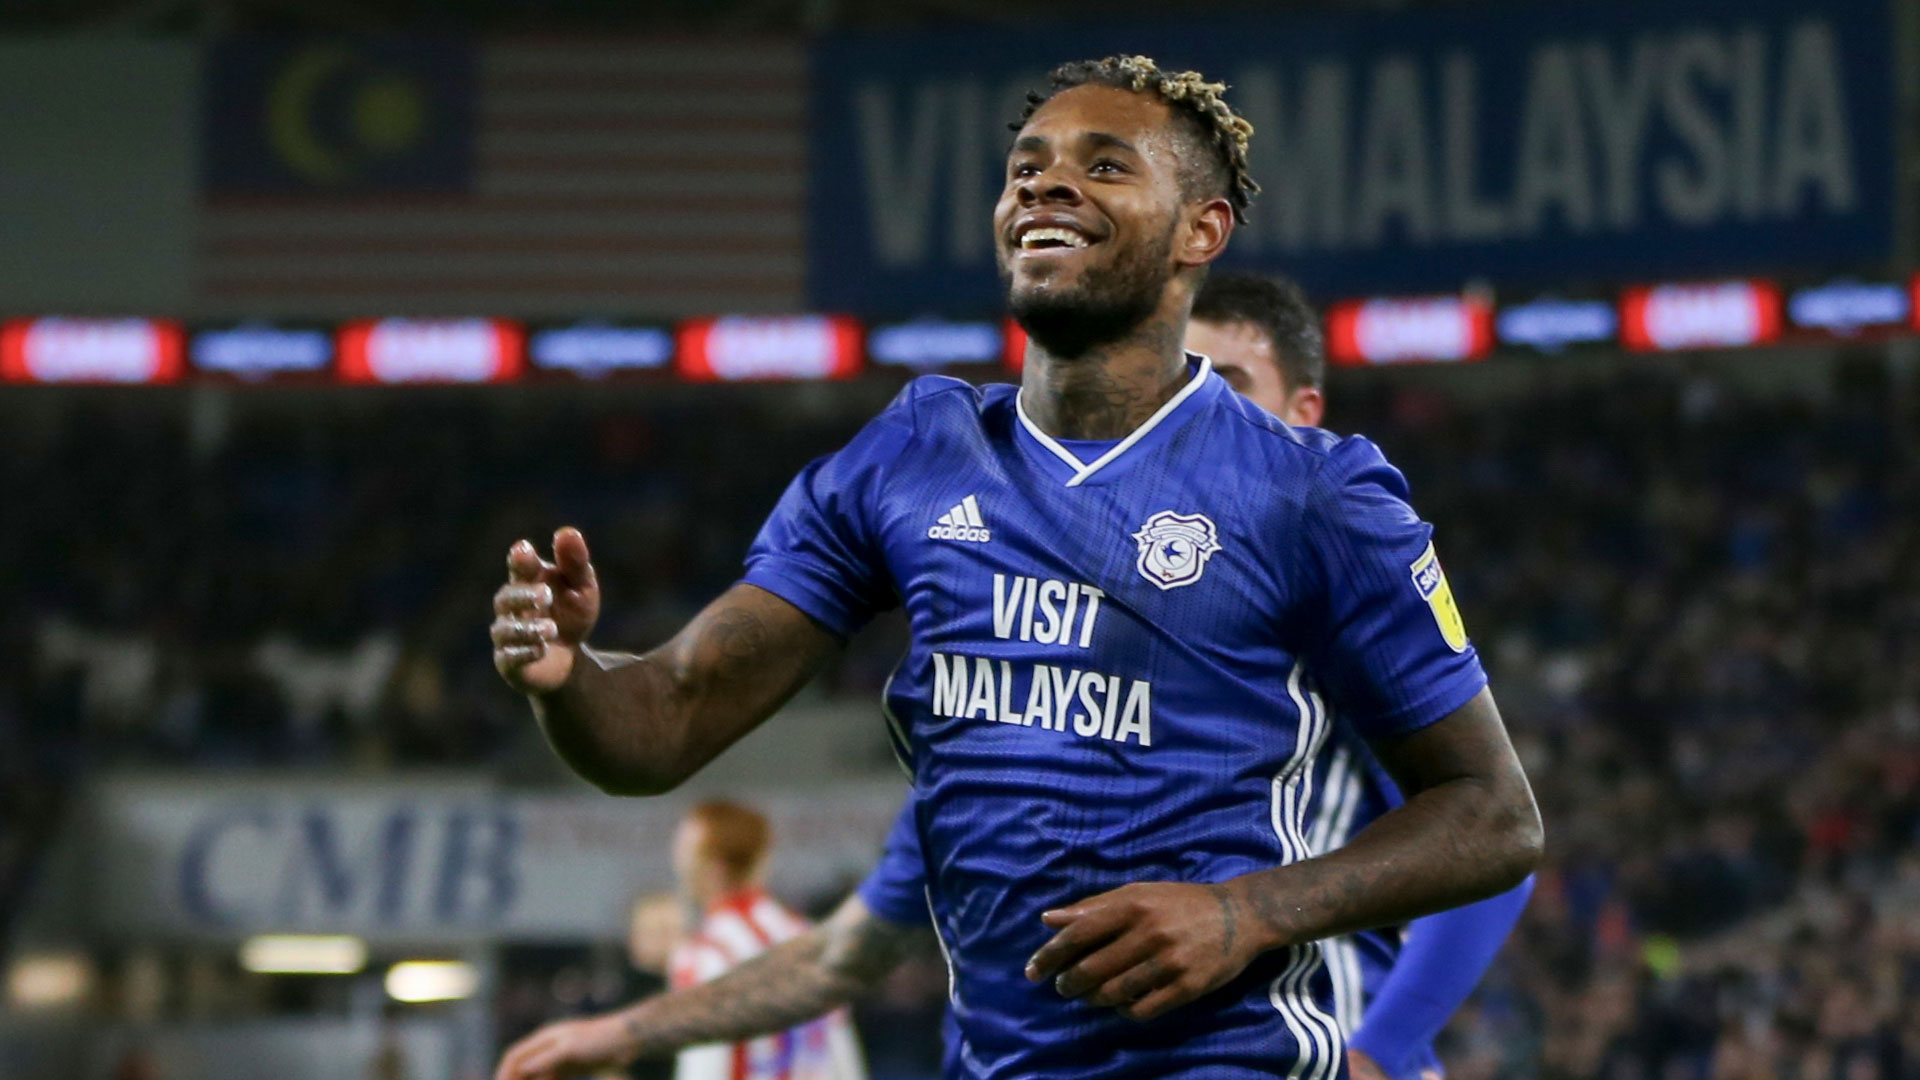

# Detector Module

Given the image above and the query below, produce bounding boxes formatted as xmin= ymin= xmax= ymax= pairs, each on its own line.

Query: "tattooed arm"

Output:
xmin=536 ymin=583 xmax=837 ymax=796
xmin=1028 ymin=688 xmax=1541 ymax=1022
xmin=494 ymin=896 xmax=916 ymax=1080
xmin=491 ymin=526 xmax=840 ymax=796
xmin=1231 ymin=687 xmax=1541 ymax=943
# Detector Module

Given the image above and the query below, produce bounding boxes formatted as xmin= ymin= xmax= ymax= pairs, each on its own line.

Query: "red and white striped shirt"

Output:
xmin=668 ymin=890 xmax=866 ymax=1080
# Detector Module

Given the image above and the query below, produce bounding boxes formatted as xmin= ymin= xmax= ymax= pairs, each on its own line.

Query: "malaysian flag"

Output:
xmin=197 ymin=38 xmax=806 ymax=317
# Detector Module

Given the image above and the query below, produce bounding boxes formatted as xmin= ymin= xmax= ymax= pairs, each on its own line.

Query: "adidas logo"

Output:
xmin=927 ymin=495 xmax=992 ymax=542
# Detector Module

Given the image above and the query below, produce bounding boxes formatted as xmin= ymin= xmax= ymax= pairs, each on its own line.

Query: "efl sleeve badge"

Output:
xmin=1410 ymin=542 xmax=1469 ymax=652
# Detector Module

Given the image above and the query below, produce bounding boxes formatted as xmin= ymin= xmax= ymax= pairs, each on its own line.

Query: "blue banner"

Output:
xmin=808 ymin=0 xmax=1894 ymax=312
xmin=204 ymin=38 xmax=473 ymax=193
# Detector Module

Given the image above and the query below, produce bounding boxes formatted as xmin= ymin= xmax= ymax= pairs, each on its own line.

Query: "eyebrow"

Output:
xmin=1010 ymin=131 xmax=1140 ymax=155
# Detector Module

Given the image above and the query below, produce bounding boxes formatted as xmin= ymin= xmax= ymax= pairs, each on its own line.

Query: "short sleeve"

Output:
xmin=740 ymin=386 xmax=916 ymax=638
xmin=856 ymin=800 xmax=930 ymax=927
xmin=1301 ymin=436 xmax=1487 ymax=740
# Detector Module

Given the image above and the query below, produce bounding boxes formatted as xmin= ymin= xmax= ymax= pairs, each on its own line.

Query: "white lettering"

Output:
xmin=947 ymin=80 xmax=987 ymax=261
xmin=1441 ymin=54 xmax=1505 ymax=240
xmin=1048 ymin=667 xmax=1082 ymax=732
xmin=1773 ymin=20 xmax=1855 ymax=214
xmin=1022 ymin=664 xmax=1054 ymax=726
xmin=1658 ymin=32 xmax=1731 ymax=226
xmin=1115 ymin=681 xmax=1153 ymax=746
xmin=1033 ymin=579 xmax=1064 ymax=644
xmin=1073 ymin=673 xmax=1107 ymax=737
xmin=932 ymin=652 xmax=967 ymax=717
xmin=1513 ymin=45 xmax=1594 ymax=234
xmin=992 ymin=574 xmax=1024 ymax=640
xmin=1354 ymin=56 xmax=1435 ymax=245
xmin=1579 ymin=38 xmax=1662 ymax=229
xmin=1729 ymin=28 xmax=1768 ymax=219
xmin=1076 ymin=586 xmax=1105 ymax=649
xmin=854 ymin=82 xmax=944 ymax=265
xmin=933 ymin=653 xmax=1153 ymax=746
xmin=1237 ymin=63 xmax=1351 ymax=252
xmin=965 ymin=656 xmax=997 ymax=721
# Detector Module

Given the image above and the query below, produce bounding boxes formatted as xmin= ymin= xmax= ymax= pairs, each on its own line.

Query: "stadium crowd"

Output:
xmin=4 ymin=353 xmax=1918 ymax=1078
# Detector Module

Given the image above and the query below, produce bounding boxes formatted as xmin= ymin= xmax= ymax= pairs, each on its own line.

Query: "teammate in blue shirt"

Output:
xmin=491 ymin=55 xmax=1540 ymax=1080
xmin=1190 ymin=276 xmax=1538 ymax=1080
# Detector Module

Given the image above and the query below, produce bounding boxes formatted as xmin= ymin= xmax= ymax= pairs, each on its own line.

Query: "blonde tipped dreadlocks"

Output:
xmin=1016 ymin=55 xmax=1260 ymax=224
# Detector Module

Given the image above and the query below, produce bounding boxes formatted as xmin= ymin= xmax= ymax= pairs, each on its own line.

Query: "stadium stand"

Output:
xmin=2 ymin=350 xmax=1916 ymax=1076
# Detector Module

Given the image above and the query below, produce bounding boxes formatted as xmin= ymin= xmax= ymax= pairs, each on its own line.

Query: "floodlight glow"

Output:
xmin=385 ymin=960 xmax=480 ymax=1003
xmin=239 ymin=935 xmax=367 ymax=975
xmin=6 ymin=952 xmax=92 ymax=1008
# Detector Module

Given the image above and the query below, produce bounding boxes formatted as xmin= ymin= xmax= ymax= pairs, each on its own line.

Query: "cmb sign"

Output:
xmin=87 ymin=777 xmax=901 ymax=943
xmin=808 ymin=0 xmax=1894 ymax=312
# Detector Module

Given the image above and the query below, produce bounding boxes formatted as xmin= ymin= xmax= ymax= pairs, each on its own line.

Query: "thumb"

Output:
xmin=553 ymin=526 xmax=596 ymax=589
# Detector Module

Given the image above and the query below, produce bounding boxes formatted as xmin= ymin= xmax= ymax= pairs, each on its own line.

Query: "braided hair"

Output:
xmin=1016 ymin=55 xmax=1259 ymax=224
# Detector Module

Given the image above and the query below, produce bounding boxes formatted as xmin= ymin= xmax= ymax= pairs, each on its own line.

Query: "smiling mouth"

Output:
xmin=1014 ymin=225 xmax=1100 ymax=252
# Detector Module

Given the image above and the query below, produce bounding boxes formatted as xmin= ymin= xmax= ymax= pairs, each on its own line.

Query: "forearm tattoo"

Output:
xmin=621 ymin=910 xmax=911 ymax=1058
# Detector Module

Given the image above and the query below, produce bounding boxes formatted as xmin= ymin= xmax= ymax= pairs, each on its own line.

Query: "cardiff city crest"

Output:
xmin=1131 ymin=511 xmax=1222 ymax=590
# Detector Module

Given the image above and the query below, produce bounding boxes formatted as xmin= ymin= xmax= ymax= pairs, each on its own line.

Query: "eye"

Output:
xmin=1090 ymin=158 xmax=1128 ymax=175
xmin=1012 ymin=162 xmax=1042 ymax=179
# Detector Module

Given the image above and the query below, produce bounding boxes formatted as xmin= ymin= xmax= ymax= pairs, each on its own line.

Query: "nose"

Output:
xmin=1016 ymin=166 xmax=1083 ymax=208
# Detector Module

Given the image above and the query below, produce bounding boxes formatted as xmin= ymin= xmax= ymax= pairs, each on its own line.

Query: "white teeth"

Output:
xmin=1019 ymin=226 xmax=1090 ymax=250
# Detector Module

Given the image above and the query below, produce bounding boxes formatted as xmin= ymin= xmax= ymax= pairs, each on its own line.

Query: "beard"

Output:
xmin=1002 ymin=221 xmax=1177 ymax=359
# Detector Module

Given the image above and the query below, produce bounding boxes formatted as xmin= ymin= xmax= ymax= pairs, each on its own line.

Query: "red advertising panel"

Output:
xmin=336 ymin=319 xmax=525 ymax=384
xmin=676 ymin=315 xmax=862 ymax=382
xmin=1003 ymin=319 xmax=1028 ymax=372
xmin=1325 ymin=295 xmax=1494 ymax=366
xmin=0 ymin=318 xmax=186 ymax=384
xmin=1619 ymin=280 xmax=1783 ymax=352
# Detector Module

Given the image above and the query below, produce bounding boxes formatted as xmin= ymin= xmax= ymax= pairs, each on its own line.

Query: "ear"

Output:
xmin=1284 ymin=386 xmax=1326 ymax=428
xmin=1176 ymin=197 xmax=1235 ymax=268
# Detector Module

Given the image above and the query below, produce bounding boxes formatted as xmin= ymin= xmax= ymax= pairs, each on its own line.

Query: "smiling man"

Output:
xmin=491 ymin=56 xmax=1541 ymax=1080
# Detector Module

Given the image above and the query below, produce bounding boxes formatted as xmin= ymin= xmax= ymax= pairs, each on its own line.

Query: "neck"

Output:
xmin=1018 ymin=308 xmax=1190 ymax=441
xmin=702 ymin=882 xmax=759 ymax=914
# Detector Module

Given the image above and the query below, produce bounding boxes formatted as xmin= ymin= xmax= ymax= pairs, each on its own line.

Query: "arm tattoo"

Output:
xmin=1206 ymin=883 xmax=1238 ymax=959
xmin=619 ymin=903 xmax=913 ymax=1059
xmin=700 ymin=605 xmax=773 ymax=674
xmin=1228 ymin=691 xmax=1542 ymax=951
xmin=532 ymin=583 xmax=838 ymax=795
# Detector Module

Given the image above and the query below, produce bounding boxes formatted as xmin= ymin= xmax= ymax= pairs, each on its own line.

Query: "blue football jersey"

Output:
xmin=859 ymin=801 xmax=965 ymax=1077
xmin=744 ymin=357 xmax=1486 ymax=1080
xmin=859 ymin=800 xmax=934 ymax=927
xmin=1304 ymin=725 xmax=1406 ymax=1039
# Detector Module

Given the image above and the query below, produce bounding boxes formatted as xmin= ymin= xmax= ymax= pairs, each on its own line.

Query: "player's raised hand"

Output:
xmin=1025 ymin=881 xmax=1263 ymax=1022
xmin=492 ymin=526 xmax=602 ymax=694
xmin=494 ymin=1015 xmax=635 ymax=1080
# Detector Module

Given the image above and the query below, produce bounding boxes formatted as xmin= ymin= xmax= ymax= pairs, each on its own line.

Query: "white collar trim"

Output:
xmin=1015 ymin=354 xmax=1213 ymax=488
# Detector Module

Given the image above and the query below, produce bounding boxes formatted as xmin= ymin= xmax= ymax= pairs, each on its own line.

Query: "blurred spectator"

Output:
xmin=627 ymin=893 xmax=685 ymax=978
